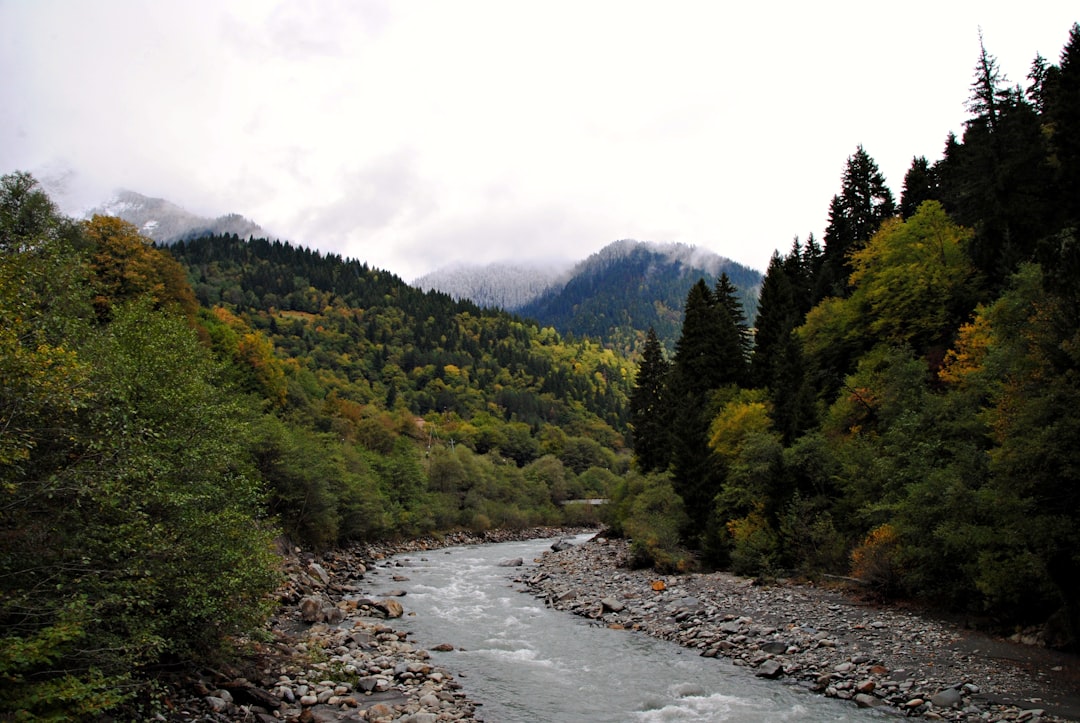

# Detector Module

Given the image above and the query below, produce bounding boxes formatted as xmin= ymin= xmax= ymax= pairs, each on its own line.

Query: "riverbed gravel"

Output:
xmin=518 ymin=534 xmax=1080 ymax=723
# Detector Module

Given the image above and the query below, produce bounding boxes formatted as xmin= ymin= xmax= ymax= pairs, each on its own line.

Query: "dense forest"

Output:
xmin=621 ymin=26 xmax=1080 ymax=652
xmin=2 ymin=21 xmax=1079 ymax=719
xmin=0 ymin=178 xmax=635 ymax=716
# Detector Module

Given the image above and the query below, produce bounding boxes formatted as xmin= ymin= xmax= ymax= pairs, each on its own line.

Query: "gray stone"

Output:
xmin=854 ymin=693 xmax=883 ymax=708
xmin=205 ymin=696 xmax=229 ymax=713
xmin=760 ymin=640 xmax=788 ymax=654
xmin=930 ymin=687 xmax=962 ymax=709
xmin=498 ymin=557 xmax=524 ymax=567
xmin=307 ymin=562 xmax=331 ymax=585
xmin=755 ymin=659 xmax=784 ymax=678
xmin=600 ymin=596 xmax=625 ymax=613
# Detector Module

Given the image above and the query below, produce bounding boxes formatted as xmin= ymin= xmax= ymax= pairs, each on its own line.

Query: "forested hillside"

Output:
xmin=0 ymin=177 xmax=634 ymax=716
xmin=620 ymin=26 xmax=1080 ymax=651
xmin=518 ymin=239 xmax=761 ymax=356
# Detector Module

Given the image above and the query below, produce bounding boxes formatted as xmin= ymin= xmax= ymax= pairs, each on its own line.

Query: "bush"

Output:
xmin=620 ymin=473 xmax=693 ymax=573
xmin=850 ymin=523 xmax=904 ymax=598
xmin=726 ymin=508 xmax=780 ymax=577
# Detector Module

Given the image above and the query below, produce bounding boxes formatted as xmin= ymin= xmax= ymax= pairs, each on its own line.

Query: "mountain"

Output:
xmin=412 ymin=260 xmax=573 ymax=310
xmin=80 ymin=188 xmax=761 ymax=357
xmin=87 ymin=190 xmax=265 ymax=243
xmin=517 ymin=240 xmax=762 ymax=356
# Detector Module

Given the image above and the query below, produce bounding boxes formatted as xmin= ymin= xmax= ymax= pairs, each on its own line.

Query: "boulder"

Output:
xmin=930 ymin=687 xmax=962 ymax=709
xmin=299 ymin=596 xmax=322 ymax=623
xmin=307 ymin=562 xmax=331 ymax=585
xmin=551 ymin=538 xmax=576 ymax=552
xmin=755 ymin=659 xmax=784 ymax=679
xmin=855 ymin=693 xmax=884 ymax=708
xmin=374 ymin=599 xmax=404 ymax=618
xmin=498 ymin=557 xmax=524 ymax=567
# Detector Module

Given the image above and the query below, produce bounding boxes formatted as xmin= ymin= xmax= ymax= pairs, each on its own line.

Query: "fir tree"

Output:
xmin=900 ymin=156 xmax=941 ymax=219
xmin=629 ymin=327 xmax=671 ymax=473
xmin=817 ymin=146 xmax=895 ymax=300
xmin=667 ymin=278 xmax=752 ymax=547
xmin=1050 ymin=23 xmax=1080 ymax=225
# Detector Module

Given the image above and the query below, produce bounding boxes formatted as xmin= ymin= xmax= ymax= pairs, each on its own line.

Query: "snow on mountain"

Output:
xmin=86 ymin=190 xmax=265 ymax=244
xmin=412 ymin=259 xmax=574 ymax=310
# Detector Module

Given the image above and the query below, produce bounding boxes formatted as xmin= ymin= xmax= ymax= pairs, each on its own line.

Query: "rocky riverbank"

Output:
xmin=162 ymin=527 xmax=580 ymax=722
xmin=518 ymin=534 xmax=1080 ymax=723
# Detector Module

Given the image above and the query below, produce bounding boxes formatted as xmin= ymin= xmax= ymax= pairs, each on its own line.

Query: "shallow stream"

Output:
xmin=366 ymin=535 xmax=880 ymax=722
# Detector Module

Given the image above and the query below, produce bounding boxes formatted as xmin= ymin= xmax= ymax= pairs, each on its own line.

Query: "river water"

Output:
xmin=368 ymin=534 xmax=880 ymax=722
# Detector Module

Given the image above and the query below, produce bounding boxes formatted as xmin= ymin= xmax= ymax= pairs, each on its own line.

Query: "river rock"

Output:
xmin=498 ymin=557 xmax=524 ymax=567
xmin=551 ymin=538 xmax=576 ymax=552
xmin=308 ymin=562 xmax=331 ymax=585
xmin=600 ymin=596 xmax=625 ymax=613
xmin=755 ymin=659 xmax=784 ymax=678
xmin=855 ymin=693 xmax=884 ymax=708
xmin=931 ymin=687 xmax=963 ymax=709
xmin=299 ymin=595 xmax=323 ymax=622
xmin=374 ymin=599 xmax=404 ymax=618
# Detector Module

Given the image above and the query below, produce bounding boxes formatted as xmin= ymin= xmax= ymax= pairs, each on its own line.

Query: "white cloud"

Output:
xmin=2 ymin=1 xmax=1077 ymax=280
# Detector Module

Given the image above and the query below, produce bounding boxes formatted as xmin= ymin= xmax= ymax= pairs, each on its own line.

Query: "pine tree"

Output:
xmin=817 ymin=146 xmax=895 ymax=300
xmin=750 ymin=252 xmax=796 ymax=389
xmin=629 ymin=327 xmax=671 ymax=473
xmin=713 ymin=272 xmax=752 ymax=384
xmin=666 ymin=278 xmax=753 ymax=546
xmin=900 ymin=156 xmax=941 ymax=219
xmin=751 ymin=244 xmax=817 ymax=442
xmin=938 ymin=34 xmax=1056 ymax=290
xmin=967 ymin=31 xmax=1010 ymax=133
xmin=1049 ymin=23 xmax=1080 ymax=226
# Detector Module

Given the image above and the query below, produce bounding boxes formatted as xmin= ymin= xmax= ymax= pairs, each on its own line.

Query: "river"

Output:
xmin=366 ymin=534 xmax=881 ymax=722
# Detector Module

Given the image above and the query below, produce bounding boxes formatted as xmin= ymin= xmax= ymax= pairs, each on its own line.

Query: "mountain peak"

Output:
xmin=87 ymin=190 xmax=265 ymax=244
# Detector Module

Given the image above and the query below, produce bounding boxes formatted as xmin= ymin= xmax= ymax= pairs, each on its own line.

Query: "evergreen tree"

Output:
xmin=900 ymin=156 xmax=941 ymax=219
xmin=816 ymin=146 xmax=896 ymax=300
xmin=714 ymin=272 xmax=753 ymax=381
xmin=967 ymin=31 xmax=1011 ymax=132
xmin=1049 ymin=23 xmax=1080 ymax=226
xmin=938 ymin=35 xmax=1055 ymax=290
xmin=797 ymin=234 xmax=823 ymax=313
xmin=667 ymin=278 xmax=751 ymax=550
xmin=751 ymin=244 xmax=816 ymax=442
xmin=629 ymin=327 xmax=671 ymax=473
xmin=750 ymin=252 xmax=797 ymax=389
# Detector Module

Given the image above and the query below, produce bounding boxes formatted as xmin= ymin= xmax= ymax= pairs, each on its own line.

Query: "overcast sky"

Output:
xmin=2 ymin=2 xmax=1077 ymax=281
